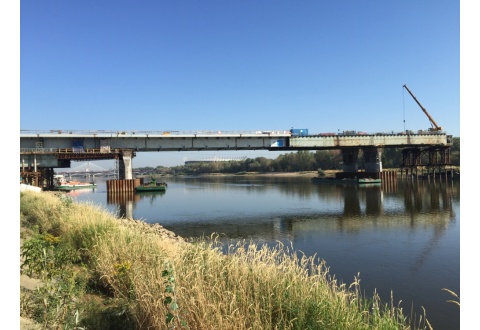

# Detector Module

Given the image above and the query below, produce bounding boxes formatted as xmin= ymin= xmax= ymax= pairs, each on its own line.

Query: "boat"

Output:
xmin=358 ymin=178 xmax=382 ymax=184
xmin=53 ymin=175 xmax=97 ymax=191
xmin=311 ymin=177 xmax=381 ymax=185
xmin=135 ymin=179 xmax=168 ymax=192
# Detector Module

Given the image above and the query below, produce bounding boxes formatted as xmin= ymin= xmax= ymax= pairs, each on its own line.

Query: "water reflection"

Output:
xmin=106 ymin=191 xmax=166 ymax=219
xmin=99 ymin=177 xmax=457 ymax=244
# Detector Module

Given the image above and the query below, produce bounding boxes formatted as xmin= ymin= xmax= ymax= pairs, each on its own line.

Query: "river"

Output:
xmin=66 ymin=174 xmax=460 ymax=330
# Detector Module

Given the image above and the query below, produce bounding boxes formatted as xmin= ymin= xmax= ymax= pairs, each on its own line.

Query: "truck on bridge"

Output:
xmin=290 ymin=128 xmax=309 ymax=136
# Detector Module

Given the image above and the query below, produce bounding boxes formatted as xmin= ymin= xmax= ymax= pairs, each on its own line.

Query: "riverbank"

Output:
xmin=142 ymin=170 xmax=319 ymax=177
xmin=143 ymin=167 xmax=460 ymax=179
xmin=144 ymin=170 xmax=334 ymax=179
xmin=20 ymin=190 xmax=429 ymax=329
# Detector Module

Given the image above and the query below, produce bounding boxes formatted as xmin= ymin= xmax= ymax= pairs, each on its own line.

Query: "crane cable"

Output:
xmin=402 ymin=85 xmax=406 ymax=133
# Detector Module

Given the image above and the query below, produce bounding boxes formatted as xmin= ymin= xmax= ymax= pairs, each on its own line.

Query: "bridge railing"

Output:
xmin=20 ymin=129 xmax=292 ymax=136
xmin=20 ymin=148 xmax=119 ymax=154
xmin=20 ymin=129 xmax=450 ymax=137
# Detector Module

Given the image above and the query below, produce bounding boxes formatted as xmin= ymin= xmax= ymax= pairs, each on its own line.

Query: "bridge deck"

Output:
xmin=20 ymin=130 xmax=451 ymax=152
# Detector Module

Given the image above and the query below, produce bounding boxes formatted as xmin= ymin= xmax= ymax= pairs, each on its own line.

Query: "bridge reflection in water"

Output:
xmin=107 ymin=190 xmax=166 ymax=219
xmin=99 ymin=177 xmax=457 ymax=243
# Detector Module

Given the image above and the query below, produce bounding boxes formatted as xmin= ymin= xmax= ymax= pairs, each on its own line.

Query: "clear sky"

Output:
xmin=17 ymin=0 xmax=461 ymax=167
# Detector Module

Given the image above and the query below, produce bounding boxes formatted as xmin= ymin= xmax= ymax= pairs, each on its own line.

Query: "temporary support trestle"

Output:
xmin=20 ymin=167 xmax=54 ymax=190
xmin=401 ymin=146 xmax=452 ymax=179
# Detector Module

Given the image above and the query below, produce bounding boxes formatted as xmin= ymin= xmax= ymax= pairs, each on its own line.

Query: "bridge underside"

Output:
xmin=20 ymin=151 xmax=126 ymax=189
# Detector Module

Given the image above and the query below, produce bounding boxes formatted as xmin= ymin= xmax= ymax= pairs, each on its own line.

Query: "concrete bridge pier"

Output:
xmin=106 ymin=150 xmax=140 ymax=194
xmin=118 ymin=150 xmax=135 ymax=180
xmin=338 ymin=148 xmax=384 ymax=179
xmin=363 ymin=147 xmax=383 ymax=173
xmin=341 ymin=148 xmax=359 ymax=173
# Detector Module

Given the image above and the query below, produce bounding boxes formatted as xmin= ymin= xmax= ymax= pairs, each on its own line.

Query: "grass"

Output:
xmin=20 ymin=190 xmax=436 ymax=329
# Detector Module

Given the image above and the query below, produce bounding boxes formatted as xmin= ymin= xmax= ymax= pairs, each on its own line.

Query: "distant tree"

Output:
xmin=272 ymin=153 xmax=292 ymax=172
xmin=295 ymin=150 xmax=316 ymax=171
xmin=381 ymin=148 xmax=403 ymax=168
xmin=257 ymin=157 xmax=274 ymax=172
xmin=313 ymin=150 xmax=342 ymax=170
xmin=451 ymin=137 xmax=460 ymax=166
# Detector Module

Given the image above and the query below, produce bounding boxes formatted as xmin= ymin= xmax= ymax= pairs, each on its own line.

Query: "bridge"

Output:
xmin=20 ymin=129 xmax=453 ymax=189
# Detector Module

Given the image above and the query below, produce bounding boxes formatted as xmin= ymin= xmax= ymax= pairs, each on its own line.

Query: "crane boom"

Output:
xmin=403 ymin=84 xmax=442 ymax=131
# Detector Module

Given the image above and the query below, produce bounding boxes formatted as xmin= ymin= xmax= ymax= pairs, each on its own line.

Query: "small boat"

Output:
xmin=311 ymin=177 xmax=381 ymax=185
xmin=357 ymin=178 xmax=382 ymax=184
xmin=54 ymin=175 xmax=97 ymax=191
xmin=135 ymin=179 xmax=168 ymax=192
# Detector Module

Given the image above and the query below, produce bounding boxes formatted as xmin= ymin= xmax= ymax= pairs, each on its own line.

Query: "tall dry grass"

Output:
xmin=20 ymin=191 xmax=429 ymax=329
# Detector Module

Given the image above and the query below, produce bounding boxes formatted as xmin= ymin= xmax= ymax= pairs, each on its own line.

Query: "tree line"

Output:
xmin=136 ymin=137 xmax=459 ymax=176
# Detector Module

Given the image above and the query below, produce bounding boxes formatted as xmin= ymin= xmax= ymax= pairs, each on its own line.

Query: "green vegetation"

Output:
xmin=138 ymin=150 xmax=343 ymax=176
xmin=21 ymin=191 xmax=445 ymax=329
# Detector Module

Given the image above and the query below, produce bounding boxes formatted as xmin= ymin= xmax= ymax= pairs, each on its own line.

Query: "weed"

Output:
xmin=20 ymin=231 xmax=86 ymax=328
xmin=162 ymin=261 xmax=188 ymax=329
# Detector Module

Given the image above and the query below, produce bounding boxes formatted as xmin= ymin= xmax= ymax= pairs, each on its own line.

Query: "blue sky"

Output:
xmin=17 ymin=1 xmax=462 ymax=167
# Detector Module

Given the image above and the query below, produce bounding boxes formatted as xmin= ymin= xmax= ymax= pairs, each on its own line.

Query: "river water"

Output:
xmin=67 ymin=175 xmax=460 ymax=330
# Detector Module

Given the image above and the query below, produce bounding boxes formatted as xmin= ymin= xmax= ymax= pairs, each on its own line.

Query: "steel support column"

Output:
xmin=402 ymin=148 xmax=422 ymax=166
xmin=401 ymin=148 xmax=422 ymax=178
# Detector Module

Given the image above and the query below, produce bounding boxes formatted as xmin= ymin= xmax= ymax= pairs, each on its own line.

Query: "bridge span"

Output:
xmin=20 ymin=129 xmax=453 ymax=188
xmin=20 ymin=129 xmax=451 ymax=152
